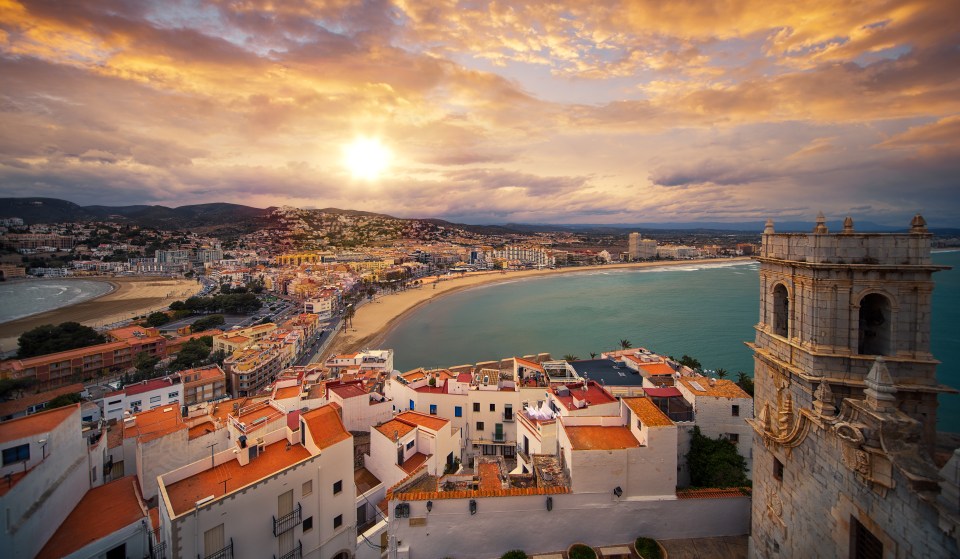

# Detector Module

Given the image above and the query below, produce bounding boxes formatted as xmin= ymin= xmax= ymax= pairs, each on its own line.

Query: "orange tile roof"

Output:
xmin=123 ymin=405 xmax=186 ymax=443
xmin=302 ymin=405 xmax=351 ymax=449
xmin=401 ymin=452 xmax=431 ymax=474
xmin=564 ymin=425 xmax=640 ymax=451
xmin=622 ymin=397 xmax=674 ymax=428
xmin=394 ymin=485 xmax=571 ymax=501
xmin=515 ymin=357 xmax=544 ymax=372
xmin=395 ymin=411 xmax=450 ymax=432
xmin=164 ymin=440 xmax=311 ymax=516
xmin=188 ymin=421 xmax=217 ymax=440
xmin=0 ymin=383 xmax=84 ymax=418
xmin=0 ymin=404 xmax=77 ymax=444
xmin=677 ymin=377 xmax=751 ymax=399
xmin=478 ymin=462 xmax=502 ymax=491
xmin=639 ymin=363 xmax=676 ymax=376
xmin=36 ymin=478 xmax=146 ymax=559
xmin=180 ymin=364 xmax=225 ymax=384
xmin=328 ymin=382 xmax=368 ymax=399
xmin=273 ymin=385 xmax=302 ymax=400
xmin=376 ymin=418 xmax=416 ymax=440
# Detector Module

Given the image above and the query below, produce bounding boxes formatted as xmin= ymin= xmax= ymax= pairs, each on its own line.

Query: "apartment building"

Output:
xmin=157 ymin=404 xmax=355 ymax=559
xmin=103 ymin=374 xmax=182 ymax=421
xmin=365 ymin=411 xmax=462 ymax=490
xmin=212 ymin=322 xmax=277 ymax=354
xmin=0 ymin=334 xmax=167 ymax=390
xmin=181 ymin=364 xmax=228 ymax=406
xmin=326 ymin=380 xmax=394 ymax=433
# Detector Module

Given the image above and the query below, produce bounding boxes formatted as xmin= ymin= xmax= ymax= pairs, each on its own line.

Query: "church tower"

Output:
xmin=749 ymin=214 xmax=960 ymax=558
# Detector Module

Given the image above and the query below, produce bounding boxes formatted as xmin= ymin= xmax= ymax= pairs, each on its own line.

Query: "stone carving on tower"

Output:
xmin=747 ymin=214 xmax=960 ymax=558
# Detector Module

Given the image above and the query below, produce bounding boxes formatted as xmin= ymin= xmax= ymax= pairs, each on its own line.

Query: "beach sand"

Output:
xmin=325 ymin=257 xmax=752 ymax=359
xmin=0 ymin=277 xmax=202 ymax=353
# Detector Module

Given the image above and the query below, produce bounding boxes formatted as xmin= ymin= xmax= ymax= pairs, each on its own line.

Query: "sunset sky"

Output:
xmin=1 ymin=1 xmax=958 ymax=225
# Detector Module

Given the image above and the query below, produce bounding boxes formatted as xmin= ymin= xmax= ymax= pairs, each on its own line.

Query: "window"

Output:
xmin=409 ymin=399 xmax=415 ymax=411
xmin=168 ymin=391 xmax=179 ymax=399
xmin=476 ymin=421 xmax=485 ymax=431
xmin=334 ymin=514 xmax=343 ymax=529
xmin=333 ymin=480 xmax=342 ymax=494
xmin=490 ymin=403 xmax=496 ymax=412
xmin=149 ymin=395 xmax=161 ymax=403
xmin=851 ymin=516 xmax=883 ymax=559
xmin=473 ymin=402 xmax=480 ymax=412
xmin=108 ymin=399 xmax=121 ymax=405
xmin=430 ymin=404 xmax=437 ymax=415
xmin=302 ymin=480 xmax=313 ymax=496
xmin=728 ymin=433 xmax=739 ymax=444
xmin=773 ymin=283 xmax=789 ymax=337
xmin=130 ymin=400 xmax=141 ymax=408
xmin=732 ymin=405 xmax=740 ymax=417
xmin=858 ymin=293 xmax=893 ymax=356
xmin=302 ymin=516 xmax=313 ymax=532
xmin=406 ymin=440 xmax=415 ymax=450
xmin=773 ymin=457 xmax=784 ymax=481
xmin=455 ymin=406 xmax=462 ymax=417
xmin=2 ymin=443 xmax=30 ymax=465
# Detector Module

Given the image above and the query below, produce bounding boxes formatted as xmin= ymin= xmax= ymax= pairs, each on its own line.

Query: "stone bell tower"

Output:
xmin=748 ymin=214 xmax=960 ymax=558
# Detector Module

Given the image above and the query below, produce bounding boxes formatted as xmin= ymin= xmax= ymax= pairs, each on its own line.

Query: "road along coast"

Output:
xmin=323 ymin=257 xmax=752 ymax=361
xmin=0 ymin=277 xmax=202 ymax=353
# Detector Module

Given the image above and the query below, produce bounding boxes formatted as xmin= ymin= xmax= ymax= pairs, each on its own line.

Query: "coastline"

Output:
xmin=324 ymin=257 xmax=754 ymax=359
xmin=0 ymin=277 xmax=202 ymax=354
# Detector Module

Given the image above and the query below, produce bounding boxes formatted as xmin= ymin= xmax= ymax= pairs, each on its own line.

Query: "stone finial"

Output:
xmin=864 ymin=356 xmax=897 ymax=412
xmin=842 ymin=216 xmax=854 ymax=233
xmin=763 ymin=219 xmax=775 ymax=234
xmin=813 ymin=380 xmax=836 ymax=418
xmin=813 ymin=211 xmax=829 ymax=234
xmin=910 ymin=213 xmax=928 ymax=233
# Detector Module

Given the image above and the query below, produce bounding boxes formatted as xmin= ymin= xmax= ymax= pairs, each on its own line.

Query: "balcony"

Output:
xmin=276 ymin=541 xmax=302 ymax=559
xmin=502 ymin=411 xmax=515 ymax=423
xmin=516 ymin=444 xmax=529 ymax=463
xmin=202 ymin=539 xmax=233 ymax=559
xmin=493 ymin=432 xmax=506 ymax=443
xmin=273 ymin=503 xmax=302 ymax=536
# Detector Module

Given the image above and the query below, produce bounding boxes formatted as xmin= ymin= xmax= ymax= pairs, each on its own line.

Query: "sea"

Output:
xmin=383 ymin=251 xmax=960 ymax=433
xmin=0 ymin=279 xmax=114 ymax=324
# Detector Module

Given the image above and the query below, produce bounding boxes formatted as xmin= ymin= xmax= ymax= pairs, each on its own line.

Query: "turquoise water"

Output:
xmin=383 ymin=253 xmax=960 ymax=432
xmin=0 ymin=279 xmax=114 ymax=324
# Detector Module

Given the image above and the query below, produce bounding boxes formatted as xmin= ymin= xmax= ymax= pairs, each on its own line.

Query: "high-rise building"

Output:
xmin=749 ymin=214 xmax=960 ymax=557
xmin=628 ymin=233 xmax=657 ymax=261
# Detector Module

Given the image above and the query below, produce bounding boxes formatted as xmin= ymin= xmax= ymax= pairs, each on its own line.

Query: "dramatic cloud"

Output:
xmin=0 ymin=0 xmax=958 ymax=225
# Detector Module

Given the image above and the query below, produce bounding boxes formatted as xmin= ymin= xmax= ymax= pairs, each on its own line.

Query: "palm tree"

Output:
xmin=563 ymin=354 xmax=579 ymax=362
xmin=619 ymin=339 xmax=632 ymax=350
xmin=715 ymin=368 xmax=729 ymax=379
xmin=589 ymin=352 xmax=597 ymax=359
xmin=344 ymin=305 xmax=355 ymax=329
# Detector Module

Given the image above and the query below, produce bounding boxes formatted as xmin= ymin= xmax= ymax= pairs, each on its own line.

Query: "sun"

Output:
xmin=342 ymin=137 xmax=392 ymax=180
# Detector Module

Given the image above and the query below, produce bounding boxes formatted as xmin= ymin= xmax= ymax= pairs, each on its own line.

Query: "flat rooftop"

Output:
xmin=570 ymin=359 xmax=646 ymax=386
xmin=0 ymin=404 xmax=76 ymax=445
xmin=677 ymin=376 xmax=751 ymax=399
xmin=164 ymin=440 xmax=311 ymax=516
xmin=564 ymin=425 xmax=641 ymax=450
xmin=355 ymin=467 xmax=381 ymax=496
xmin=623 ymin=397 xmax=674 ymax=428
xmin=37 ymin=478 xmax=146 ymax=559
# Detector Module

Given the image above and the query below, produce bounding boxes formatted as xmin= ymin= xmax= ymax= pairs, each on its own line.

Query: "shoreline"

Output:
xmin=0 ymin=277 xmax=120 ymax=325
xmin=324 ymin=257 xmax=754 ymax=359
xmin=0 ymin=276 xmax=202 ymax=354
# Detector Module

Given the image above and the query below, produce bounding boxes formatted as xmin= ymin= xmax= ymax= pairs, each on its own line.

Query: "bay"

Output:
xmin=383 ymin=253 xmax=960 ymax=432
xmin=0 ymin=279 xmax=114 ymax=324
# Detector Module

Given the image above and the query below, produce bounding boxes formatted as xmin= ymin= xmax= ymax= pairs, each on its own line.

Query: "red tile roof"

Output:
xmin=123 ymin=405 xmax=186 ymax=443
xmin=0 ymin=404 xmax=77 ymax=444
xmin=36 ymin=478 xmax=146 ymax=559
xmin=0 ymin=383 xmax=85 ymax=418
xmin=125 ymin=376 xmax=179 ymax=397
xmin=623 ymin=397 xmax=674 ymax=428
xmin=395 ymin=411 xmax=449 ymax=432
xmin=376 ymin=418 xmax=416 ymax=440
xmin=640 ymin=363 xmax=676 ymax=376
xmin=328 ymin=382 xmax=368 ymax=400
xmin=643 ymin=387 xmax=683 ymax=398
xmin=301 ymin=405 xmax=351 ymax=449
xmin=401 ymin=452 xmax=431 ymax=474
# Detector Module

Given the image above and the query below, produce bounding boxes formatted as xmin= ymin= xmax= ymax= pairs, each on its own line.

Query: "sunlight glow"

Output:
xmin=342 ymin=137 xmax=392 ymax=180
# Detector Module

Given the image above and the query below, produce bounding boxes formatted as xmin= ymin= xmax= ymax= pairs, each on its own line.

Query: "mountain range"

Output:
xmin=1 ymin=197 xmax=955 ymax=236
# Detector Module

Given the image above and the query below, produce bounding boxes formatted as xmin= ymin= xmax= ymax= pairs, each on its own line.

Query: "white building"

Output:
xmin=102 ymin=374 xmax=183 ymax=422
xmin=326 ymin=380 xmax=394 ymax=433
xmin=157 ymin=404 xmax=355 ymax=559
xmin=365 ymin=411 xmax=462 ymax=490
xmin=674 ymin=375 xmax=754 ymax=476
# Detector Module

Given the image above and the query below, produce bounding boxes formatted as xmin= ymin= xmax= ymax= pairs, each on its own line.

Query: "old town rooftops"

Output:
xmin=676 ymin=376 xmax=751 ymax=399
xmin=622 ymin=397 xmax=674 ymax=428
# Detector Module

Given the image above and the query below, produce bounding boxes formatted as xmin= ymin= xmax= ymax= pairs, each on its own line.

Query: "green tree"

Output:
xmin=685 ymin=426 xmax=749 ymax=488
xmin=344 ymin=305 xmax=355 ymax=328
xmin=715 ymin=368 xmax=729 ymax=379
xmin=17 ymin=322 xmax=107 ymax=358
xmin=678 ymin=354 xmax=702 ymax=371
xmin=134 ymin=351 xmax=160 ymax=374
xmin=169 ymin=300 xmax=187 ymax=311
xmin=46 ymin=392 xmax=82 ymax=409
xmin=736 ymin=371 xmax=755 ymax=397
xmin=619 ymin=339 xmax=632 ymax=349
xmin=145 ymin=311 xmax=171 ymax=327
xmin=563 ymin=354 xmax=579 ymax=362
xmin=171 ymin=338 xmax=213 ymax=370
xmin=191 ymin=314 xmax=226 ymax=333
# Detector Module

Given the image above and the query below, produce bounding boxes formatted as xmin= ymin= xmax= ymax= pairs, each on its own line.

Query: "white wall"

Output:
xmin=388 ymin=492 xmax=750 ymax=559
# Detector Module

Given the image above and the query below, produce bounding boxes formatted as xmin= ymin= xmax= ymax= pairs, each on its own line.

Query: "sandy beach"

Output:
xmin=325 ymin=257 xmax=752 ymax=358
xmin=0 ymin=277 xmax=202 ymax=354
